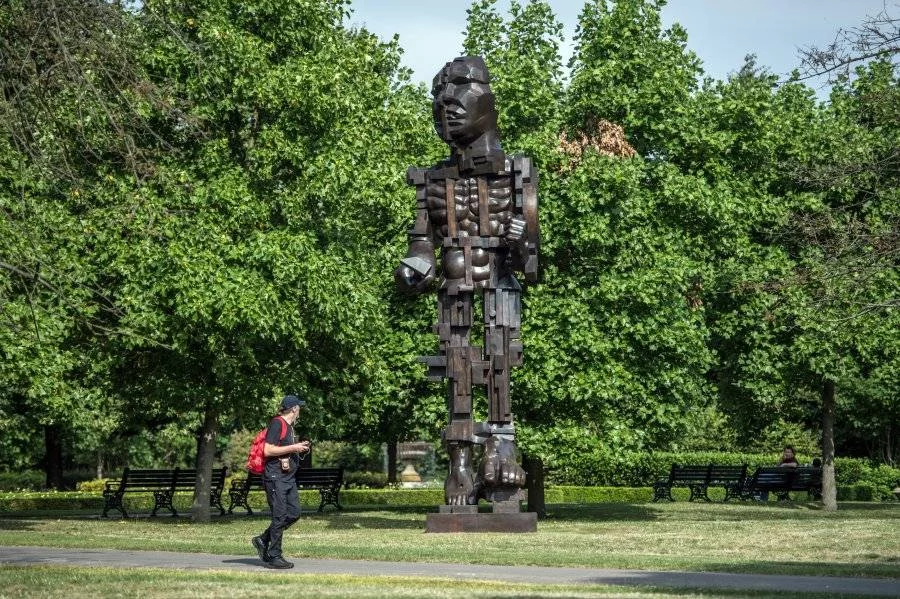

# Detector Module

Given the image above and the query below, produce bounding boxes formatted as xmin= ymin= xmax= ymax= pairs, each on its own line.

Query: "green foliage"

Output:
xmin=342 ymin=471 xmax=389 ymax=489
xmin=567 ymin=0 xmax=702 ymax=154
xmin=545 ymin=486 xmax=652 ymax=503
xmin=529 ymin=445 xmax=900 ymax=491
xmin=75 ymin=479 xmax=108 ymax=493
xmin=464 ymin=0 xmax=565 ymax=148
xmin=1 ymin=0 xmax=896 ymax=499
xmin=219 ymin=429 xmax=256 ymax=476
xmin=312 ymin=441 xmax=383 ymax=471
xmin=0 ymin=491 xmax=104 ymax=512
xmin=0 ymin=471 xmax=44 ymax=492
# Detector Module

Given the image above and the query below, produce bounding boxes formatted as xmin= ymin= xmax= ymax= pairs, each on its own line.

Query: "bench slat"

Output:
xmin=227 ymin=467 xmax=344 ymax=515
xmin=102 ymin=467 xmax=227 ymax=518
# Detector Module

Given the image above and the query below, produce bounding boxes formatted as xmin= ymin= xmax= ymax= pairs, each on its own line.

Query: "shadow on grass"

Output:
xmin=697 ymin=559 xmax=900 ymax=579
xmin=0 ymin=518 xmax=37 ymax=530
xmin=541 ymin=500 xmax=900 ymax=523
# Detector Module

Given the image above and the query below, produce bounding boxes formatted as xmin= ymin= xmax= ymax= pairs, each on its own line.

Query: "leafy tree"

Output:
xmin=0 ymin=0 xmax=159 ymax=487
xmin=463 ymin=0 xmax=565 ymax=149
xmin=93 ymin=0 xmax=441 ymax=519
xmin=566 ymin=0 xmax=701 ymax=156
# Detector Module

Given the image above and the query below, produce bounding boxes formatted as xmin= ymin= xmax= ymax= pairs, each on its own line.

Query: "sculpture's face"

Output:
xmin=432 ymin=58 xmax=497 ymax=146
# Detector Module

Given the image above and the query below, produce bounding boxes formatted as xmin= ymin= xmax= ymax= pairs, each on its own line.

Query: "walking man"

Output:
xmin=252 ymin=394 xmax=310 ymax=569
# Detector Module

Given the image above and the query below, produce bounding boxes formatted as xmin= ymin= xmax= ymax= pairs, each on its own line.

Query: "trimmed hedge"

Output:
xmin=0 ymin=471 xmax=45 ymax=492
xmin=5 ymin=483 xmax=895 ymax=513
xmin=0 ymin=491 xmax=104 ymax=512
xmin=544 ymin=451 xmax=900 ymax=500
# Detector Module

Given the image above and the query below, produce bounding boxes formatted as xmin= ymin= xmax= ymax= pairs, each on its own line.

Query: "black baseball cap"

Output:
xmin=280 ymin=395 xmax=306 ymax=410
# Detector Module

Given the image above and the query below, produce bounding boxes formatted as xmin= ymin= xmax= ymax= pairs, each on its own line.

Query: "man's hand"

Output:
xmin=295 ymin=441 xmax=310 ymax=454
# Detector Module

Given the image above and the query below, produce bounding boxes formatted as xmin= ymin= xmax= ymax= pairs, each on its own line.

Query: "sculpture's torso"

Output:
xmin=426 ymin=159 xmax=515 ymax=288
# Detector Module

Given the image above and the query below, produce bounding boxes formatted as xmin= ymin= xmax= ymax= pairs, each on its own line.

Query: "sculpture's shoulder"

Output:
xmin=510 ymin=155 xmax=537 ymax=189
xmin=406 ymin=165 xmax=427 ymax=186
xmin=407 ymin=159 xmax=457 ymax=186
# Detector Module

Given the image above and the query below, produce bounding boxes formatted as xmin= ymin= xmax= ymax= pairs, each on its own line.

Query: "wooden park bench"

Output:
xmin=228 ymin=472 xmax=263 ymax=515
xmin=102 ymin=467 xmax=227 ymax=518
xmin=742 ymin=466 xmax=823 ymax=501
xmin=653 ymin=464 xmax=748 ymax=502
xmin=793 ymin=466 xmax=823 ymax=500
xmin=708 ymin=464 xmax=748 ymax=502
xmin=652 ymin=464 xmax=712 ymax=502
xmin=228 ymin=467 xmax=344 ymax=515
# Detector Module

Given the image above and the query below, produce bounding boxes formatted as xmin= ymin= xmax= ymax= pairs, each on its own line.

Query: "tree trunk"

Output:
xmin=44 ymin=424 xmax=64 ymax=490
xmin=524 ymin=454 xmax=546 ymax=518
xmin=191 ymin=405 xmax=219 ymax=522
xmin=96 ymin=449 xmax=104 ymax=480
xmin=821 ymin=378 xmax=838 ymax=511
xmin=387 ymin=440 xmax=398 ymax=484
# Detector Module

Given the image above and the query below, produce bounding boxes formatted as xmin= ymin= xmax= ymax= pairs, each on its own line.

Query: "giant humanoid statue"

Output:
xmin=395 ymin=56 xmax=539 ymax=509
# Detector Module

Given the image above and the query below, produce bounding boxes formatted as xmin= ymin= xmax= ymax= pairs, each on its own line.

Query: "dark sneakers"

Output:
xmin=251 ymin=536 xmax=269 ymax=562
xmin=265 ymin=556 xmax=294 ymax=569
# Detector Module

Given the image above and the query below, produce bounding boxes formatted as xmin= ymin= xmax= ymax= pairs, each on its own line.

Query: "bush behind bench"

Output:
xmin=544 ymin=451 xmax=900 ymax=500
xmin=0 ymin=483 xmax=892 ymax=513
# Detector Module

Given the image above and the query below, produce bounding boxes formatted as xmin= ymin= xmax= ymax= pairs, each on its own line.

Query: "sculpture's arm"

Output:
xmin=510 ymin=156 xmax=539 ymax=282
xmin=394 ymin=167 xmax=436 ymax=294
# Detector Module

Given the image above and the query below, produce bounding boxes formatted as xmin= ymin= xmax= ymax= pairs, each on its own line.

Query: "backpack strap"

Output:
xmin=276 ymin=416 xmax=288 ymax=442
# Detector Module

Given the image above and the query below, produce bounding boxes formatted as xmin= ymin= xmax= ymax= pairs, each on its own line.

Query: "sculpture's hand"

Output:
xmin=394 ymin=264 xmax=422 ymax=289
xmin=394 ymin=265 xmax=434 ymax=294
xmin=507 ymin=216 xmax=526 ymax=243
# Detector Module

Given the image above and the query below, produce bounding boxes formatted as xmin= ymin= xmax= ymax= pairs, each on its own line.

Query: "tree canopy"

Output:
xmin=1 ymin=0 xmax=896 ymax=508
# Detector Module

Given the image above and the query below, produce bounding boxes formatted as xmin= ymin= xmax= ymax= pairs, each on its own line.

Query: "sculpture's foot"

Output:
xmin=445 ymin=442 xmax=475 ymax=505
xmin=480 ymin=436 xmax=526 ymax=488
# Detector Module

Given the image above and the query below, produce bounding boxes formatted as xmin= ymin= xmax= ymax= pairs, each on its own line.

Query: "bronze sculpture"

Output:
xmin=395 ymin=56 xmax=539 ymax=518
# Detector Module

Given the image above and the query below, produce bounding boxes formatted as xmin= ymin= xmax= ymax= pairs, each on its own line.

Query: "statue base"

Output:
xmin=425 ymin=504 xmax=536 ymax=533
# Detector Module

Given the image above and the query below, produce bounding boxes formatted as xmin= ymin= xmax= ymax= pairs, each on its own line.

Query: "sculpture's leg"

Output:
xmin=484 ymin=283 xmax=522 ymax=424
xmin=438 ymin=288 xmax=477 ymax=505
xmin=481 ymin=281 xmax=526 ymax=495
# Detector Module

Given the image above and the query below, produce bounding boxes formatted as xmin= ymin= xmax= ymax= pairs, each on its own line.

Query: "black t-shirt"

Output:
xmin=263 ymin=416 xmax=297 ymax=479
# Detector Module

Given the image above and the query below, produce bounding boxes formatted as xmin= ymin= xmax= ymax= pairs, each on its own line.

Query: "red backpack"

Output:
xmin=246 ymin=417 xmax=287 ymax=474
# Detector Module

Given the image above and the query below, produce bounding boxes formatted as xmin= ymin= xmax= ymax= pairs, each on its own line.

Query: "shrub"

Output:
xmin=341 ymin=488 xmax=444 ymax=506
xmin=537 ymin=449 xmax=900 ymax=495
xmin=76 ymin=479 xmax=109 ymax=493
xmin=0 ymin=491 xmax=104 ymax=512
xmin=343 ymin=471 xmax=389 ymax=489
xmin=312 ymin=441 xmax=383 ymax=472
xmin=0 ymin=470 xmax=44 ymax=491
xmin=545 ymin=486 xmax=653 ymax=503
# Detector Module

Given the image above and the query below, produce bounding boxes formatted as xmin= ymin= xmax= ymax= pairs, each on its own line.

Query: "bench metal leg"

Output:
xmin=722 ymin=484 xmax=740 ymax=502
xmin=688 ymin=484 xmax=711 ymax=502
xmin=210 ymin=489 xmax=225 ymax=516
xmin=317 ymin=487 xmax=342 ymax=512
xmin=228 ymin=490 xmax=253 ymax=515
xmin=152 ymin=490 xmax=177 ymax=516
xmin=652 ymin=483 xmax=674 ymax=502
xmin=102 ymin=493 xmax=127 ymax=518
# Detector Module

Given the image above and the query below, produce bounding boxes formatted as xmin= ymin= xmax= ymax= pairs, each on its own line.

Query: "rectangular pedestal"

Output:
xmin=425 ymin=511 xmax=537 ymax=533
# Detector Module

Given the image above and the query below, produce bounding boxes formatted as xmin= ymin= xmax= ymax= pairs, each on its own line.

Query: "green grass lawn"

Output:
xmin=0 ymin=502 xmax=898 ymax=581
xmin=0 ymin=566 xmax=867 ymax=599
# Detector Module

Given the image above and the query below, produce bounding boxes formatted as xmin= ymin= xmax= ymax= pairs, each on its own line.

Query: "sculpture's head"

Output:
xmin=432 ymin=56 xmax=498 ymax=147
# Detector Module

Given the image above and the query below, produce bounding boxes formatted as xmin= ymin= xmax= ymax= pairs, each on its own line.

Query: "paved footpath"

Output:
xmin=1 ymin=546 xmax=898 ymax=596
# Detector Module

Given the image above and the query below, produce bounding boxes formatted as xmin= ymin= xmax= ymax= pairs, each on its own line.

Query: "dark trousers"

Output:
xmin=261 ymin=476 xmax=301 ymax=558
